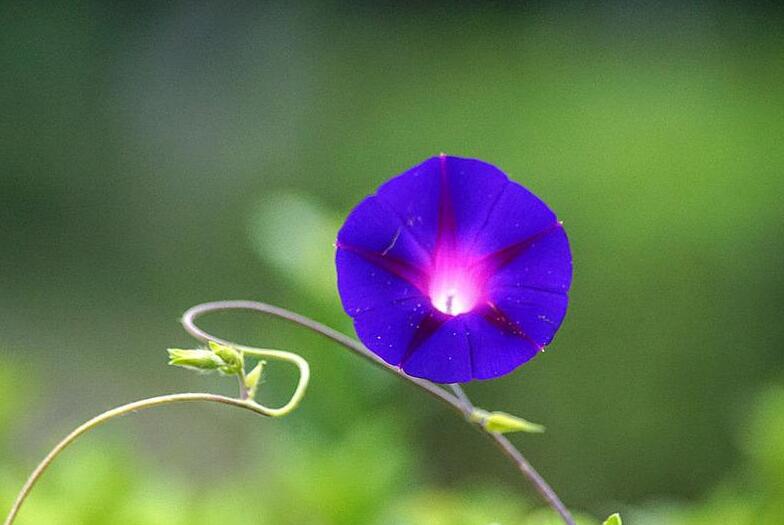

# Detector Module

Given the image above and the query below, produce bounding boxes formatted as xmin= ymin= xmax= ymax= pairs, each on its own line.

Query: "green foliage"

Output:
xmin=628 ymin=385 xmax=784 ymax=525
xmin=3 ymin=363 xmax=784 ymax=524
xmin=602 ymin=513 xmax=621 ymax=525
xmin=249 ymin=192 xmax=341 ymax=302
xmin=0 ymin=412 xmax=414 ymax=525
xmin=743 ymin=386 xmax=784 ymax=478
xmin=374 ymin=486 xmax=533 ymax=525
xmin=0 ymin=358 xmax=27 ymax=444
xmin=2 ymin=2 xmax=784 ymax=522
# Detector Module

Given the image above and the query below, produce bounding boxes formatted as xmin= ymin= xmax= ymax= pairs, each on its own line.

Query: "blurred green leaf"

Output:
xmin=249 ymin=192 xmax=341 ymax=300
xmin=742 ymin=386 xmax=784 ymax=477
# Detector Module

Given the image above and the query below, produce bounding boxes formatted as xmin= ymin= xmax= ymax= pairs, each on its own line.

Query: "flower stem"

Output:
xmin=181 ymin=300 xmax=576 ymax=525
xmin=450 ymin=384 xmax=575 ymax=524
xmin=2 ymin=393 xmax=270 ymax=525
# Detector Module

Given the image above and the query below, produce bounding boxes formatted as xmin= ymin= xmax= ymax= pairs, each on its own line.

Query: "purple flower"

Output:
xmin=335 ymin=155 xmax=572 ymax=383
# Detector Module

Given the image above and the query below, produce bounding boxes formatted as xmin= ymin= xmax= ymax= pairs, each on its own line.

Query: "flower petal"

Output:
xmin=336 ymin=249 xmax=424 ymax=315
xmin=375 ymin=157 xmax=442 ymax=254
xmin=337 ymin=194 xmax=432 ymax=272
xmin=489 ymin=286 xmax=570 ymax=347
xmin=376 ymin=156 xmax=511 ymax=253
xmin=469 ymin=179 xmax=560 ymax=258
xmin=464 ymin=312 xmax=541 ymax=380
xmin=401 ymin=316 xmax=473 ymax=383
xmin=336 ymin=192 xmax=437 ymax=315
xmin=485 ymin=225 xmax=572 ymax=297
xmin=439 ymin=156 xmax=510 ymax=250
xmin=351 ymin=297 xmax=433 ymax=366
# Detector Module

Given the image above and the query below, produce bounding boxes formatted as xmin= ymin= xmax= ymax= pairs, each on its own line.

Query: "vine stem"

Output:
xmin=181 ymin=300 xmax=576 ymax=525
xmin=3 ymin=394 xmax=269 ymax=525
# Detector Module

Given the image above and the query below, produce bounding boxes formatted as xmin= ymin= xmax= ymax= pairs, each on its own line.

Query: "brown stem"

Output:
xmin=181 ymin=300 xmax=576 ymax=525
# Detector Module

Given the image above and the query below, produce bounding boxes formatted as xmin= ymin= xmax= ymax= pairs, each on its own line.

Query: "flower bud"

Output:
xmin=244 ymin=361 xmax=266 ymax=399
xmin=470 ymin=409 xmax=545 ymax=434
xmin=167 ymin=349 xmax=225 ymax=372
xmin=208 ymin=341 xmax=244 ymax=375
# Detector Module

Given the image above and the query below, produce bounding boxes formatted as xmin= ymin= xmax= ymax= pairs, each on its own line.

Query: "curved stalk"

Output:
xmin=3 ymin=393 xmax=269 ymax=525
xmin=238 ymin=348 xmax=310 ymax=417
xmin=181 ymin=300 xmax=576 ymax=525
xmin=182 ymin=301 xmax=463 ymax=412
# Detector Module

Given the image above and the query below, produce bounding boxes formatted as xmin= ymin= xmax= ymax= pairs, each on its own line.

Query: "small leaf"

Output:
xmin=167 ymin=349 xmax=224 ymax=372
xmin=603 ymin=513 xmax=622 ymax=525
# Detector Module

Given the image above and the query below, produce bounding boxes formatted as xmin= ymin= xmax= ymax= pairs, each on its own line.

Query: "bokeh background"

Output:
xmin=2 ymin=2 xmax=783 ymax=524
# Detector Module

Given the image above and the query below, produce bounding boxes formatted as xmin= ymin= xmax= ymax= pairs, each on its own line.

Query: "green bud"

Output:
xmin=603 ymin=513 xmax=622 ymax=525
xmin=244 ymin=361 xmax=266 ymax=399
xmin=208 ymin=341 xmax=244 ymax=375
xmin=470 ymin=409 xmax=545 ymax=434
xmin=167 ymin=348 xmax=225 ymax=372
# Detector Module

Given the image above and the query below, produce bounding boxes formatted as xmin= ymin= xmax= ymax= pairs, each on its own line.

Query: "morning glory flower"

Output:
xmin=335 ymin=155 xmax=572 ymax=383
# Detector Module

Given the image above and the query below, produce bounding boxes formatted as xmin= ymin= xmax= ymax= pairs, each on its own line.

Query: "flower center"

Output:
xmin=428 ymin=264 xmax=483 ymax=316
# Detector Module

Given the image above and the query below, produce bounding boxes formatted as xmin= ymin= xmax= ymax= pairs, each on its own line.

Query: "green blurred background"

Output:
xmin=1 ymin=2 xmax=783 ymax=523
